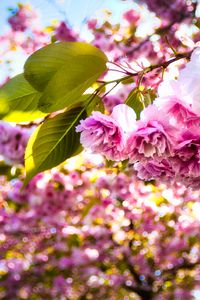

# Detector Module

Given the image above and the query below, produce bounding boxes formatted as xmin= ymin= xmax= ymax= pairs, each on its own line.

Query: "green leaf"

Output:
xmin=38 ymin=56 xmax=107 ymax=112
xmin=24 ymin=42 xmax=108 ymax=113
xmin=25 ymin=106 xmax=87 ymax=183
xmin=125 ymin=88 xmax=144 ymax=120
xmin=24 ymin=42 xmax=108 ymax=91
xmin=0 ymin=74 xmax=46 ymax=122
xmin=143 ymin=89 xmax=156 ymax=107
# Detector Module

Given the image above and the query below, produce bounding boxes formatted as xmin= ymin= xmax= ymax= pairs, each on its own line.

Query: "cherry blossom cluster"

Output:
xmin=1 ymin=157 xmax=200 ymax=300
xmin=8 ymin=4 xmax=38 ymax=32
xmin=87 ymin=4 xmax=196 ymax=64
xmin=84 ymin=1 xmax=200 ymax=96
xmin=54 ymin=21 xmax=78 ymax=42
xmin=77 ymin=47 xmax=200 ymax=189
xmin=0 ymin=4 xmax=49 ymax=66
xmin=6 ymin=4 xmax=78 ymax=55
xmin=0 ymin=121 xmax=31 ymax=165
xmin=141 ymin=0 xmax=196 ymax=23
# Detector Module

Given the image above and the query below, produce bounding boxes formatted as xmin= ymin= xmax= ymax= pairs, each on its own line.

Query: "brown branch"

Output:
xmin=145 ymin=51 xmax=191 ymax=72
xmin=109 ymin=50 xmax=191 ymax=84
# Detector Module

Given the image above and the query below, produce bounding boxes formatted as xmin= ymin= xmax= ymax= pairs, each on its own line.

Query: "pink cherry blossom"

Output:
xmin=177 ymin=47 xmax=200 ymax=115
xmin=127 ymin=105 xmax=176 ymax=162
xmin=55 ymin=21 xmax=78 ymax=42
xmin=76 ymin=104 xmax=136 ymax=161
xmin=8 ymin=4 xmax=38 ymax=32
xmin=123 ymin=9 xmax=140 ymax=25
xmin=134 ymin=159 xmax=174 ymax=181
xmin=172 ymin=130 xmax=200 ymax=178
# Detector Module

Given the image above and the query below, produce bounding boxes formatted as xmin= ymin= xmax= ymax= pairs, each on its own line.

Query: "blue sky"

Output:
xmin=0 ymin=0 xmax=133 ymax=31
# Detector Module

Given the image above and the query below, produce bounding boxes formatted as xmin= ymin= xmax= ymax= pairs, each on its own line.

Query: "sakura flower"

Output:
xmin=123 ymin=9 xmax=140 ymax=25
xmin=134 ymin=159 xmax=174 ymax=181
xmin=0 ymin=121 xmax=31 ymax=164
xmin=142 ymin=0 xmax=193 ymax=23
xmin=155 ymin=80 xmax=197 ymax=126
xmin=127 ymin=105 xmax=176 ymax=162
xmin=87 ymin=19 xmax=97 ymax=30
xmin=155 ymin=95 xmax=197 ymax=127
xmin=172 ymin=130 xmax=200 ymax=178
xmin=177 ymin=47 xmax=200 ymax=115
xmin=55 ymin=21 xmax=78 ymax=42
xmin=76 ymin=104 xmax=136 ymax=161
xmin=8 ymin=4 xmax=38 ymax=32
xmin=154 ymin=48 xmax=200 ymax=124
xmin=177 ymin=175 xmax=200 ymax=190
xmin=156 ymin=47 xmax=200 ymax=117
